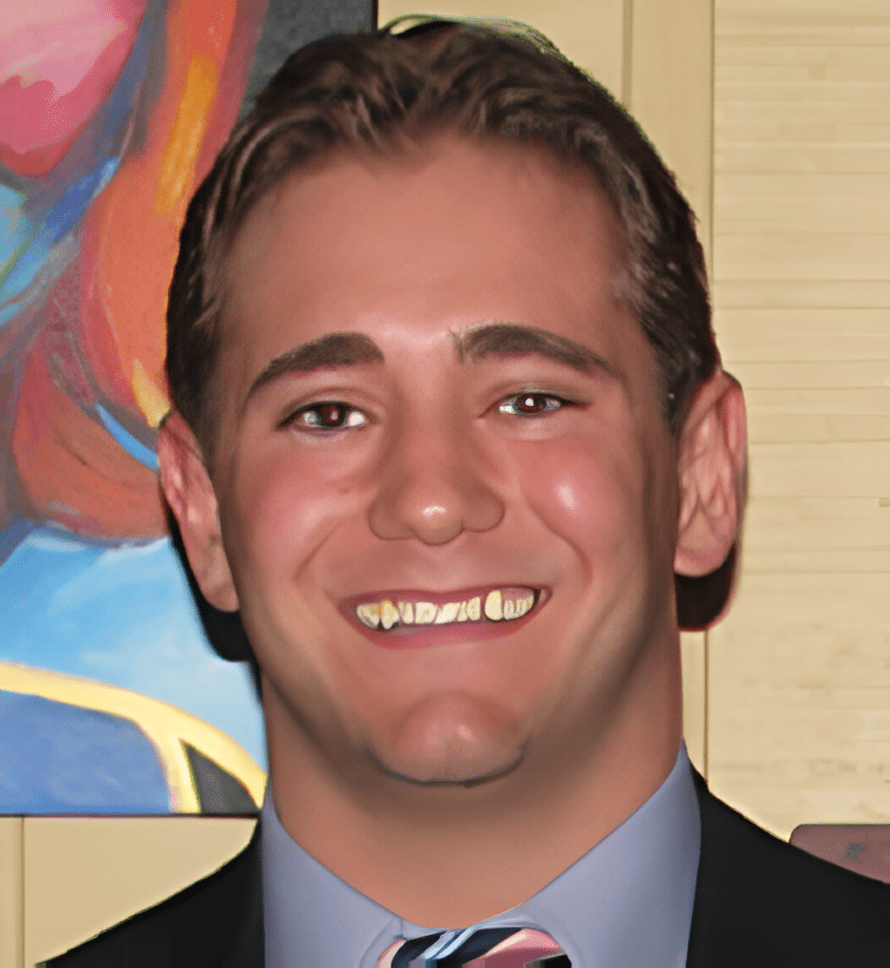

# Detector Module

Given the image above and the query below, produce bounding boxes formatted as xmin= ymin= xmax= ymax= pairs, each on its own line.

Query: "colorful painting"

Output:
xmin=0 ymin=0 xmax=374 ymax=813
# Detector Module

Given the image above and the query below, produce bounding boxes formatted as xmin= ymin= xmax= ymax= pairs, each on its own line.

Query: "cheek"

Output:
xmin=518 ymin=443 xmax=638 ymax=567
xmin=223 ymin=453 xmax=364 ymax=592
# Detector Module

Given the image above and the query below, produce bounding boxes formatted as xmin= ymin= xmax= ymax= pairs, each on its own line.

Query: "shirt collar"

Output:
xmin=262 ymin=744 xmax=700 ymax=968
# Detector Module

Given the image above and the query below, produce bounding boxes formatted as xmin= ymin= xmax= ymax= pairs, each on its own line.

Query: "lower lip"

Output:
xmin=346 ymin=601 xmax=544 ymax=650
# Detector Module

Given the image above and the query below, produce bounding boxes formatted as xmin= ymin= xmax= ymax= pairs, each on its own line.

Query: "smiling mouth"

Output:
xmin=354 ymin=587 xmax=541 ymax=632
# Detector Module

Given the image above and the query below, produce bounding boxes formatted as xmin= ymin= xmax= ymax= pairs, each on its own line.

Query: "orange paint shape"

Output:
xmin=12 ymin=344 xmax=165 ymax=538
xmin=79 ymin=0 xmax=239 ymax=421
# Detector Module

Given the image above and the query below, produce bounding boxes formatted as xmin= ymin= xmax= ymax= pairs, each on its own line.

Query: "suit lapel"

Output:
xmin=157 ymin=821 xmax=264 ymax=968
xmin=685 ymin=768 xmax=890 ymax=968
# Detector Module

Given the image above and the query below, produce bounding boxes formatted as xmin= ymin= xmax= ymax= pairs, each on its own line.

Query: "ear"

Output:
xmin=674 ymin=368 xmax=748 ymax=579
xmin=157 ymin=413 xmax=240 ymax=612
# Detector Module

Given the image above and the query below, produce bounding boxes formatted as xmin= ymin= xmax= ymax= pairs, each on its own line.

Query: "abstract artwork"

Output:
xmin=0 ymin=0 xmax=372 ymax=813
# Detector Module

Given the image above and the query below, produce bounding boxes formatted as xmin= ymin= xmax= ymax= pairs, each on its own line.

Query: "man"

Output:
xmin=50 ymin=16 xmax=890 ymax=968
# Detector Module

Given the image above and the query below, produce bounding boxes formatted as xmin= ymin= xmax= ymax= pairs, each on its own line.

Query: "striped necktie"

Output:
xmin=379 ymin=926 xmax=571 ymax=967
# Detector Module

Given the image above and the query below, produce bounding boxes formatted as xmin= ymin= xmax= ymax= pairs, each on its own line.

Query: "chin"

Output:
xmin=370 ymin=745 xmax=525 ymax=788
xmin=368 ymin=691 xmax=527 ymax=787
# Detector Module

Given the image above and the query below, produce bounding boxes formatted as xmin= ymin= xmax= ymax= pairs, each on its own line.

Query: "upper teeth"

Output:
xmin=355 ymin=589 xmax=536 ymax=631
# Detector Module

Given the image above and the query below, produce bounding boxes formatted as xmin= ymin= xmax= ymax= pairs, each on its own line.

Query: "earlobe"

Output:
xmin=157 ymin=414 xmax=240 ymax=612
xmin=674 ymin=369 xmax=748 ymax=580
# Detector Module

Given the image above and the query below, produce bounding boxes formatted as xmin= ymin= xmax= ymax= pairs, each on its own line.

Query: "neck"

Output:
xmin=265 ymin=688 xmax=682 ymax=926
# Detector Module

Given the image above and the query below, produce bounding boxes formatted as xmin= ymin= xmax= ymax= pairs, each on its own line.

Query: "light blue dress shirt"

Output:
xmin=262 ymin=744 xmax=700 ymax=968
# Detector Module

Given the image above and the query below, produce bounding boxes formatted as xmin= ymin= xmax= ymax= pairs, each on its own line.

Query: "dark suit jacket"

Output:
xmin=48 ymin=770 xmax=890 ymax=967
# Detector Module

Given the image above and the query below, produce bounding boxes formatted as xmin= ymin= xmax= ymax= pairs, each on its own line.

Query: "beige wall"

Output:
xmin=708 ymin=0 xmax=890 ymax=837
xmin=1 ymin=817 xmax=256 ymax=968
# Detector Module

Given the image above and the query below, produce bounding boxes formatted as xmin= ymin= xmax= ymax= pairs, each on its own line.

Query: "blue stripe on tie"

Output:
xmin=419 ymin=930 xmax=463 ymax=964
xmin=430 ymin=928 xmax=475 ymax=961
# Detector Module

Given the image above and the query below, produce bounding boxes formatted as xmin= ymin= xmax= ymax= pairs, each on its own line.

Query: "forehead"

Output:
xmin=215 ymin=135 xmax=647 ymax=404
xmin=231 ymin=136 xmax=622 ymax=266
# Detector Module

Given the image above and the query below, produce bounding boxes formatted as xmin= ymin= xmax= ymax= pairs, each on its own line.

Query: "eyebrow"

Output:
xmin=454 ymin=322 xmax=620 ymax=379
xmin=246 ymin=332 xmax=384 ymax=400
xmin=245 ymin=320 xmax=617 ymax=405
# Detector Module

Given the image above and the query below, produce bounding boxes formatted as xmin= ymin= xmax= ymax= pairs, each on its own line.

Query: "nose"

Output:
xmin=367 ymin=416 xmax=505 ymax=544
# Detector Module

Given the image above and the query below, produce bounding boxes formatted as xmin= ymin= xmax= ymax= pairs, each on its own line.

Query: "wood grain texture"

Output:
xmin=709 ymin=573 xmax=890 ymax=837
xmin=709 ymin=0 xmax=890 ymax=838
xmin=627 ymin=0 xmax=715 ymax=260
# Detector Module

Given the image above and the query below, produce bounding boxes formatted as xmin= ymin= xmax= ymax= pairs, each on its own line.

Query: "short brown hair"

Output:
xmin=166 ymin=16 xmax=717 ymax=454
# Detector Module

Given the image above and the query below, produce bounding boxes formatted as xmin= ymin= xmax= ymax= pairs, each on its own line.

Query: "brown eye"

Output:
xmin=317 ymin=404 xmax=346 ymax=426
xmin=499 ymin=393 xmax=565 ymax=416
xmin=291 ymin=403 xmax=367 ymax=430
xmin=517 ymin=395 xmax=547 ymax=415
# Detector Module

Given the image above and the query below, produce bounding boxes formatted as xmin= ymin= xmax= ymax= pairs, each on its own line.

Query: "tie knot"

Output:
xmin=380 ymin=926 xmax=570 ymax=967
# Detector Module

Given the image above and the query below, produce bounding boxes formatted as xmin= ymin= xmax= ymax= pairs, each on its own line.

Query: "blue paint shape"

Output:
xmin=0 ymin=159 xmax=119 ymax=305
xmin=96 ymin=403 xmax=159 ymax=471
xmin=0 ymin=236 xmax=49 ymax=305
xmin=0 ymin=185 xmax=37 ymax=314
xmin=0 ymin=301 xmax=21 ymax=329
xmin=0 ymin=690 xmax=170 ymax=814
xmin=0 ymin=515 xmax=36 ymax=567
xmin=100 ymin=5 xmax=161 ymax=155
xmin=44 ymin=159 xmax=119 ymax=246
xmin=0 ymin=184 xmax=32 ymax=267
xmin=0 ymin=527 xmax=266 ymax=768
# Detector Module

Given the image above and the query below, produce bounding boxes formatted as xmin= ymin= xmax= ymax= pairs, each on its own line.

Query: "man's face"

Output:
xmin=198 ymin=137 xmax=684 ymax=792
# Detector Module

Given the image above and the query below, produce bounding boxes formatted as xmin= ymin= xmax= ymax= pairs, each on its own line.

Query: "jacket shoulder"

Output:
xmin=44 ymin=824 xmax=263 ymax=968
xmin=688 ymin=771 xmax=890 ymax=967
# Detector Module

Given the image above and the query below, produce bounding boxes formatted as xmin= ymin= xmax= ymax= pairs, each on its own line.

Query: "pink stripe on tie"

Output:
xmin=463 ymin=928 xmax=564 ymax=967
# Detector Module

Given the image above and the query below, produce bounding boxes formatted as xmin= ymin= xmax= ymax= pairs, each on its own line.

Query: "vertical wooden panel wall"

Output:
xmin=708 ymin=0 xmax=890 ymax=838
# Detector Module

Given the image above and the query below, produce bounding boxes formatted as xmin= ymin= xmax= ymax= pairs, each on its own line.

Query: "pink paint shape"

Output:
xmin=0 ymin=0 xmax=148 ymax=175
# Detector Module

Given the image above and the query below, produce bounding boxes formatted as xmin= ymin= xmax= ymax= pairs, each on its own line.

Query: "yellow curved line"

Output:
xmin=0 ymin=661 xmax=266 ymax=812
